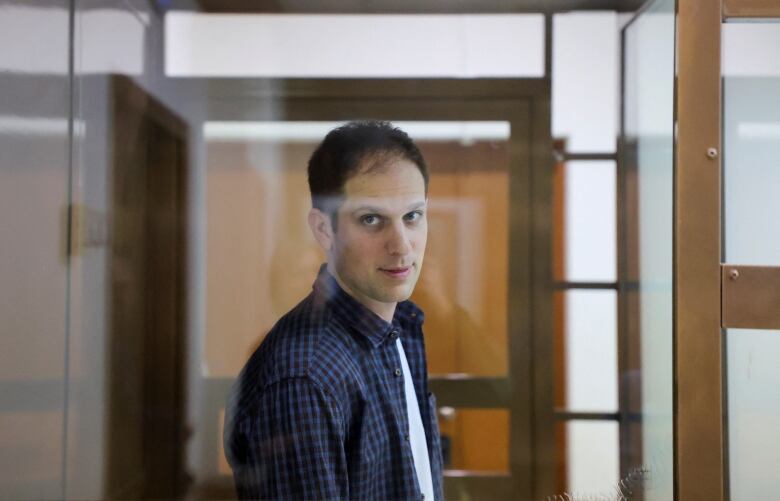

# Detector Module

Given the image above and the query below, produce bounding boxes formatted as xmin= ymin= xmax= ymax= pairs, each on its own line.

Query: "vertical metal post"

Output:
xmin=674 ymin=0 xmax=725 ymax=498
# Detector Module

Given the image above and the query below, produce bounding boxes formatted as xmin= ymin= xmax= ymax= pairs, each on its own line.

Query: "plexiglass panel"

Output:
xmin=723 ymin=20 xmax=780 ymax=499
xmin=623 ymin=0 xmax=675 ymax=499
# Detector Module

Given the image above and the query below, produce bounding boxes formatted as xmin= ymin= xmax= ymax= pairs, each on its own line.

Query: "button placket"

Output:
xmin=390 ymin=328 xmax=403 ymax=378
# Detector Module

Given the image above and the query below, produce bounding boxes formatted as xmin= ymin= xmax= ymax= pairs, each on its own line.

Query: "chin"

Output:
xmin=387 ymin=285 xmax=415 ymax=303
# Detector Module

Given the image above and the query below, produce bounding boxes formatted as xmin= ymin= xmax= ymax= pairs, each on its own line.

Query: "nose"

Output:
xmin=385 ymin=221 xmax=412 ymax=257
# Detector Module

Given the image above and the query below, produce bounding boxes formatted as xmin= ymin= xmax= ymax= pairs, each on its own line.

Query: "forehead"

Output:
xmin=341 ymin=159 xmax=426 ymax=210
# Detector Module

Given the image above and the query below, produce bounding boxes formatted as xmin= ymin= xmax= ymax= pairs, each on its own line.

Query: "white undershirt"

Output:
xmin=396 ymin=338 xmax=434 ymax=500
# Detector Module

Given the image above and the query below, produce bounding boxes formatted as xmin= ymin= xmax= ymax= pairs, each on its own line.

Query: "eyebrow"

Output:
xmin=352 ymin=201 xmax=427 ymax=213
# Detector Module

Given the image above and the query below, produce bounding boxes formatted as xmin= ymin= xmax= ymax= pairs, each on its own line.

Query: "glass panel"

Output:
xmin=723 ymin=20 xmax=780 ymax=499
xmin=563 ymin=161 xmax=616 ymax=283
xmin=566 ymin=421 xmax=619 ymax=496
xmin=623 ymin=0 xmax=675 ymax=499
xmin=1 ymin=1 xmax=618 ymax=498
xmin=166 ymin=14 xmax=545 ymax=78
xmin=553 ymin=12 xmax=618 ymax=153
xmin=726 ymin=329 xmax=780 ymax=498
xmin=0 ymin=1 xmax=71 ymax=498
xmin=723 ymin=23 xmax=780 ymax=265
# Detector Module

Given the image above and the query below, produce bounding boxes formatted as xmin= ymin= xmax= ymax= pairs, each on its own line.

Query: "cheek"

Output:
xmin=413 ymin=227 xmax=428 ymax=252
xmin=337 ymin=229 xmax=380 ymax=261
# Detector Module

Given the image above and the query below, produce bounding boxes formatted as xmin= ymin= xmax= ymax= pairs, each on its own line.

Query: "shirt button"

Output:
xmin=421 ymin=494 xmax=425 ymax=499
xmin=389 ymin=329 xmax=399 ymax=340
xmin=404 ymin=433 xmax=410 ymax=441
xmin=394 ymin=367 xmax=402 ymax=377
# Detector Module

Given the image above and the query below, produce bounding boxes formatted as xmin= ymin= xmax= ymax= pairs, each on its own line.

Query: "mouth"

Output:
xmin=379 ymin=265 xmax=412 ymax=279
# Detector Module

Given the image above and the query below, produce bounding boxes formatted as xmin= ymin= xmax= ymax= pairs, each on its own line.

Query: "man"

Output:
xmin=224 ymin=121 xmax=444 ymax=500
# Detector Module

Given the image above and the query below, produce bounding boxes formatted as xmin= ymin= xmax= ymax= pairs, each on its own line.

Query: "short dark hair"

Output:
xmin=307 ymin=120 xmax=429 ymax=216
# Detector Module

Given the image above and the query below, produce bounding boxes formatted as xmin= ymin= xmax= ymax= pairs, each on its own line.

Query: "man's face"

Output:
xmin=328 ymin=158 xmax=428 ymax=315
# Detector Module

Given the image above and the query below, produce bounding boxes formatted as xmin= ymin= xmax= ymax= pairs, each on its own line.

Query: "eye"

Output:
xmin=404 ymin=210 xmax=424 ymax=223
xmin=360 ymin=214 xmax=381 ymax=226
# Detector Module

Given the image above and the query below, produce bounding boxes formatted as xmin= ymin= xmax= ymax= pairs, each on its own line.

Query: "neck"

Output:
xmin=326 ymin=262 xmax=397 ymax=323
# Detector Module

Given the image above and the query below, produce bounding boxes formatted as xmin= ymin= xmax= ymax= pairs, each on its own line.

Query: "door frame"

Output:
xmin=107 ymin=75 xmax=190 ymax=499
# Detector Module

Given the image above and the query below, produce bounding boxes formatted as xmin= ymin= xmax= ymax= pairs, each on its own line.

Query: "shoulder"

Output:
xmin=395 ymin=299 xmax=425 ymax=339
xmin=229 ymin=293 xmax=365 ymax=416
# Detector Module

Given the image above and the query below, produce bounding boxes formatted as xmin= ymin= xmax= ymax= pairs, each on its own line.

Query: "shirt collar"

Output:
xmin=312 ymin=263 xmax=424 ymax=349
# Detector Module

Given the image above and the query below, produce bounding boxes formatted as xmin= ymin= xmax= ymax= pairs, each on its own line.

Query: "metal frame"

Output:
xmin=197 ymin=0 xmax=645 ymax=13
xmin=622 ymin=0 xmax=780 ymax=498
xmin=721 ymin=265 xmax=780 ymax=329
xmin=723 ymin=0 xmax=780 ymax=18
xmin=674 ymin=0 xmax=724 ymax=499
xmin=198 ymin=77 xmax=553 ymax=500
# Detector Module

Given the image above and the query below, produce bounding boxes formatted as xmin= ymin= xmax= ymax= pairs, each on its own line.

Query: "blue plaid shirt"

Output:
xmin=224 ymin=265 xmax=444 ymax=500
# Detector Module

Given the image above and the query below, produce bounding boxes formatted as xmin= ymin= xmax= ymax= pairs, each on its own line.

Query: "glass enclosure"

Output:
xmin=1 ymin=1 xmax=658 ymax=500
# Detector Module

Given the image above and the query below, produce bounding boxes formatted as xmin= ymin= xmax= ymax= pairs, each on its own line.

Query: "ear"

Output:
xmin=308 ymin=208 xmax=334 ymax=252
